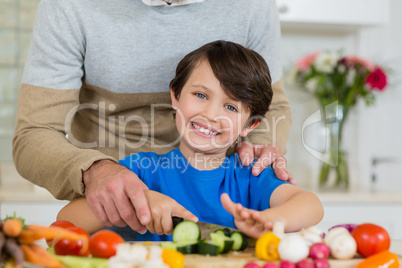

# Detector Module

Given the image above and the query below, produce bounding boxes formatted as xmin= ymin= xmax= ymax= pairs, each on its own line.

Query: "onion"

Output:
xmin=328 ymin=224 xmax=357 ymax=233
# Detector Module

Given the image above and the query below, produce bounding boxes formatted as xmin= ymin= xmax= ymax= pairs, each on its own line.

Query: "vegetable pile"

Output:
xmin=248 ymin=222 xmax=400 ymax=268
xmin=0 ymin=215 xmax=89 ymax=268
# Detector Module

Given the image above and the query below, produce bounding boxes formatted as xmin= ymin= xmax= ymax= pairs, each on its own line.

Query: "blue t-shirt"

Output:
xmin=118 ymin=148 xmax=288 ymax=241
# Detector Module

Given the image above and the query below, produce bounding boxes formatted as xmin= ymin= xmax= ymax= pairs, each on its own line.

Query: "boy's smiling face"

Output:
xmin=171 ymin=60 xmax=259 ymax=155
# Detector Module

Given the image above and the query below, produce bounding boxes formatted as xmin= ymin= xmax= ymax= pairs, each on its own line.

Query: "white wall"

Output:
xmin=281 ymin=0 xmax=402 ymax=193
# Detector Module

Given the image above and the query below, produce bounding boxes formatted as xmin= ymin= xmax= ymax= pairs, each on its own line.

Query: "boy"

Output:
xmin=57 ymin=41 xmax=323 ymax=240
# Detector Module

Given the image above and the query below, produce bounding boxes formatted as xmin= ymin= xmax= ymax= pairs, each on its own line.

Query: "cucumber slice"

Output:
xmin=213 ymin=229 xmax=227 ymax=237
xmin=230 ymin=231 xmax=249 ymax=251
xmin=172 ymin=221 xmax=200 ymax=242
xmin=160 ymin=241 xmax=177 ymax=251
xmin=214 ymin=228 xmax=233 ymax=237
xmin=197 ymin=240 xmax=219 ymax=256
xmin=175 ymin=240 xmax=199 ymax=254
xmin=210 ymin=232 xmax=234 ymax=254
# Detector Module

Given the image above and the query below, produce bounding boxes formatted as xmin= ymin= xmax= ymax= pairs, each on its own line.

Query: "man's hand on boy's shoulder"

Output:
xmin=234 ymin=141 xmax=296 ymax=185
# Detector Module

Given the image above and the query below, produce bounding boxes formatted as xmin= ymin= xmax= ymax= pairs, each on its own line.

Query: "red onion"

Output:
xmin=328 ymin=224 xmax=357 ymax=233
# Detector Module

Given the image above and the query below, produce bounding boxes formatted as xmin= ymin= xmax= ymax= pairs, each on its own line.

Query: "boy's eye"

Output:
xmin=195 ymin=93 xmax=207 ymax=99
xmin=225 ymin=104 xmax=238 ymax=112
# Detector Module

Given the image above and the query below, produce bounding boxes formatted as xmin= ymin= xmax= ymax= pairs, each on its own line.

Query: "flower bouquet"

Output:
xmin=294 ymin=50 xmax=388 ymax=190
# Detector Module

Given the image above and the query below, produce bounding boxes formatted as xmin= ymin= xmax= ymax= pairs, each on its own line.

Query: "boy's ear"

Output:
xmin=170 ymin=88 xmax=178 ymax=110
xmin=240 ymin=120 xmax=260 ymax=137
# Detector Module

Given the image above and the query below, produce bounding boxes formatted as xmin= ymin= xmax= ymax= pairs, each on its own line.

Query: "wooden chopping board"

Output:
xmin=183 ymin=248 xmax=402 ymax=268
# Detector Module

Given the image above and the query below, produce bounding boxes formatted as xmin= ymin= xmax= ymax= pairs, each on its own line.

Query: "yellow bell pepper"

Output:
xmin=255 ymin=231 xmax=281 ymax=261
xmin=161 ymin=248 xmax=185 ymax=268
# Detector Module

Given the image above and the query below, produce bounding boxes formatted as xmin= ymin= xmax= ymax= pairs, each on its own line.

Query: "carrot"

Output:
xmin=2 ymin=218 xmax=23 ymax=237
xmin=19 ymin=225 xmax=89 ymax=255
xmin=20 ymin=244 xmax=65 ymax=268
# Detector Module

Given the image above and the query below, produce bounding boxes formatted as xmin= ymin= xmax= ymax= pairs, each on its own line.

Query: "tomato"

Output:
xmin=351 ymin=223 xmax=391 ymax=257
xmin=53 ymin=226 xmax=91 ymax=257
xmin=89 ymin=230 xmax=125 ymax=259
xmin=46 ymin=220 xmax=76 ymax=246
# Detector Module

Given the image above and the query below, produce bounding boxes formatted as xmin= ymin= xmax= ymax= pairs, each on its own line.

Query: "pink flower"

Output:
xmin=343 ymin=56 xmax=375 ymax=71
xmin=296 ymin=51 xmax=320 ymax=71
xmin=366 ymin=67 xmax=387 ymax=91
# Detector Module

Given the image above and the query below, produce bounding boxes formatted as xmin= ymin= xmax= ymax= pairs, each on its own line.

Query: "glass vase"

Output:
xmin=318 ymin=103 xmax=350 ymax=191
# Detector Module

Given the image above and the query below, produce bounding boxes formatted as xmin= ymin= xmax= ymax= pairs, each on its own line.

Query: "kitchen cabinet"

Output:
xmin=277 ymin=0 xmax=389 ymax=29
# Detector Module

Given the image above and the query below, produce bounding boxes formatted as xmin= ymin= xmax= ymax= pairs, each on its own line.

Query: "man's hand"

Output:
xmin=144 ymin=190 xmax=198 ymax=235
xmin=83 ymin=160 xmax=151 ymax=234
xmin=235 ymin=141 xmax=296 ymax=185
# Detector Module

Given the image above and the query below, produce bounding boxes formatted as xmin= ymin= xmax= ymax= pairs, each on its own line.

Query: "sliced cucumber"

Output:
xmin=160 ymin=241 xmax=177 ymax=251
xmin=172 ymin=221 xmax=200 ymax=242
xmin=214 ymin=228 xmax=233 ymax=237
xmin=230 ymin=231 xmax=249 ymax=251
xmin=175 ymin=240 xmax=199 ymax=254
xmin=197 ymin=240 xmax=220 ymax=256
xmin=210 ymin=232 xmax=234 ymax=254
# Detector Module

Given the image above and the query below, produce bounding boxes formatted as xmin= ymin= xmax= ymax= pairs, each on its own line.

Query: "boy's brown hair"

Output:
xmin=170 ymin=40 xmax=273 ymax=126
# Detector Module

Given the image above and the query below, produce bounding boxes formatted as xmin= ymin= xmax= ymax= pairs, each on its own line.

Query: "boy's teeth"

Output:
xmin=193 ymin=123 xmax=217 ymax=135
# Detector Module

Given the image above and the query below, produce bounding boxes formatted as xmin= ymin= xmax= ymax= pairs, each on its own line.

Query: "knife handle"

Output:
xmin=172 ymin=216 xmax=184 ymax=228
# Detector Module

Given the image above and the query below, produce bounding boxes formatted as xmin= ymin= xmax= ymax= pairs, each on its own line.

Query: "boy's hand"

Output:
xmin=235 ymin=141 xmax=296 ymax=185
xmin=221 ymin=193 xmax=272 ymax=239
xmin=144 ymin=190 xmax=198 ymax=235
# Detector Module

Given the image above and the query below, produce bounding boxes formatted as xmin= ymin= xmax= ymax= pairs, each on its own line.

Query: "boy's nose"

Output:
xmin=201 ymin=102 xmax=221 ymax=121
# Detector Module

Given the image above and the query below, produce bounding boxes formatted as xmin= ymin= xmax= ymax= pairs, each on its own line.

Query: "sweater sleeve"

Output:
xmin=12 ymin=0 xmax=116 ymax=200
xmin=245 ymin=0 xmax=292 ymax=154
xmin=12 ymin=85 xmax=117 ymax=200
